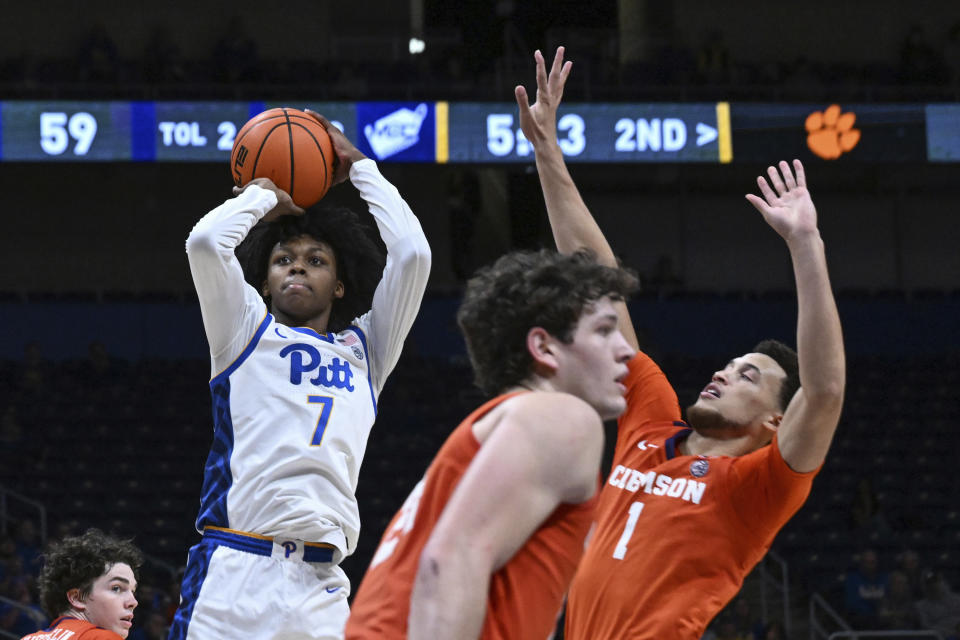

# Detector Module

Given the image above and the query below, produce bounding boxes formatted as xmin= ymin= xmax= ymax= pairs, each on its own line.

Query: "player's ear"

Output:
xmin=261 ymin=279 xmax=270 ymax=299
xmin=761 ymin=412 xmax=782 ymax=434
xmin=66 ymin=588 xmax=86 ymax=610
xmin=527 ymin=327 xmax=559 ymax=375
xmin=334 ymin=280 xmax=344 ymax=300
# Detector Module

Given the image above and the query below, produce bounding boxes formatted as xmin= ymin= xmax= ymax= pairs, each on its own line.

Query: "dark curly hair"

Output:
xmin=457 ymin=249 xmax=639 ymax=396
xmin=39 ymin=528 xmax=143 ymax=618
xmin=236 ymin=205 xmax=386 ymax=333
xmin=753 ymin=339 xmax=800 ymax=411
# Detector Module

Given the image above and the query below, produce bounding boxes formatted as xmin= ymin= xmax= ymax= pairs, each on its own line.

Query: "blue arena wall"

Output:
xmin=2 ymin=294 xmax=957 ymax=362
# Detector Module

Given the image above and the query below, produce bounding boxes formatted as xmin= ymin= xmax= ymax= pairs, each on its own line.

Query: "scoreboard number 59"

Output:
xmin=40 ymin=112 xmax=98 ymax=156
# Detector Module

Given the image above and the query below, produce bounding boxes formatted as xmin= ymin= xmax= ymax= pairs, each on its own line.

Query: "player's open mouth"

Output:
xmin=700 ymin=383 xmax=721 ymax=399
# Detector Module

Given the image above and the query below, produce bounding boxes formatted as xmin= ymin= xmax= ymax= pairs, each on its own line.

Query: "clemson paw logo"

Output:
xmin=805 ymin=104 xmax=861 ymax=159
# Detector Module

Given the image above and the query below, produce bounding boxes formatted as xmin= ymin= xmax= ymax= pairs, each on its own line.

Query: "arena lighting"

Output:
xmin=409 ymin=37 xmax=425 ymax=55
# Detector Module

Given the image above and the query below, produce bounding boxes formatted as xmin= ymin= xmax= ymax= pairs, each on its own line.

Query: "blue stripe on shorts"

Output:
xmin=167 ymin=538 xmax=217 ymax=640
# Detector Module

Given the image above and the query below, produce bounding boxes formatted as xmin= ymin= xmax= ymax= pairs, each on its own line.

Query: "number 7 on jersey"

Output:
xmin=308 ymin=395 xmax=334 ymax=446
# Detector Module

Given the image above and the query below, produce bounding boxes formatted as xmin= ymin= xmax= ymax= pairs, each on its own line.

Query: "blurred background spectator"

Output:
xmin=915 ymin=570 xmax=960 ymax=638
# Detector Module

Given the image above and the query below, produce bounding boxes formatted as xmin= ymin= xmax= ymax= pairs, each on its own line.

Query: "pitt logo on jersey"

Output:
xmin=608 ymin=465 xmax=707 ymax=504
xmin=280 ymin=343 xmax=355 ymax=391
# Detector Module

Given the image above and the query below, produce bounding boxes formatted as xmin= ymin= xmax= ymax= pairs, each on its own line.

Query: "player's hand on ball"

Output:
xmin=305 ymin=109 xmax=367 ymax=186
xmin=233 ymin=178 xmax=305 ymax=221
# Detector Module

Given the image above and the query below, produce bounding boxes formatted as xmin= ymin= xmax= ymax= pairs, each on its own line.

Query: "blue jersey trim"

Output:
xmin=210 ymin=311 xmax=273 ymax=384
xmin=348 ymin=324 xmax=377 ymax=416
xmin=291 ymin=325 xmax=336 ymax=343
xmin=45 ymin=616 xmax=71 ymax=631
xmin=168 ymin=538 xmax=219 ymax=640
xmin=200 ymin=528 xmax=335 ymax=562
xmin=197 ymin=312 xmax=271 ymax=532
xmin=303 ymin=545 xmax=335 ymax=563
xmin=196 ymin=378 xmax=235 ymax=531
xmin=665 ymin=426 xmax=693 ymax=459
xmin=203 ymin=528 xmax=271 ymax=556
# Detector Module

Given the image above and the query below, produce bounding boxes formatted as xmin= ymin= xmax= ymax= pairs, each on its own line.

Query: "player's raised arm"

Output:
xmin=186 ymin=179 xmax=303 ymax=359
xmin=515 ymin=47 xmax=638 ymax=349
xmin=305 ymin=109 xmax=432 ymax=387
xmin=407 ymin=394 xmax=603 ymax=640
xmin=746 ymin=159 xmax=845 ymax=472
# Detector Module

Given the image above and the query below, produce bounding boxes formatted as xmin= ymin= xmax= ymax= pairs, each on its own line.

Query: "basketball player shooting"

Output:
xmin=515 ymin=47 xmax=845 ymax=639
xmin=168 ymin=110 xmax=431 ymax=640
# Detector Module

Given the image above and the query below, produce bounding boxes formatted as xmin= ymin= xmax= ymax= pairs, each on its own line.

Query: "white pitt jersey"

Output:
xmin=186 ymin=159 xmax=431 ymax=559
xmin=200 ymin=309 xmax=377 ymax=558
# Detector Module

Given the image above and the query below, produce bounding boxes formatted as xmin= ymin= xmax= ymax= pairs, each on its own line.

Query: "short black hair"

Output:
xmin=236 ymin=206 xmax=386 ymax=333
xmin=753 ymin=339 xmax=800 ymax=411
xmin=39 ymin=528 xmax=143 ymax=618
xmin=457 ymin=249 xmax=639 ymax=396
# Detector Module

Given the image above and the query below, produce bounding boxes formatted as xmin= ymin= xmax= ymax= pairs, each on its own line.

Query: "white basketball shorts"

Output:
xmin=168 ymin=527 xmax=351 ymax=640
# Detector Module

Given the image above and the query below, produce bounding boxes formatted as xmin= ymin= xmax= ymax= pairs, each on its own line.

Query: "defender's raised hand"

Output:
xmin=746 ymin=159 xmax=818 ymax=242
xmin=515 ymin=47 xmax=572 ymax=149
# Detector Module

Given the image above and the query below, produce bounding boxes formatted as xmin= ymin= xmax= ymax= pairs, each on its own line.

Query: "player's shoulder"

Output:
xmin=77 ymin=628 xmax=124 ymax=639
xmin=508 ymin=391 xmax=600 ymax=422
xmin=78 ymin=629 xmax=123 ymax=639
xmin=338 ymin=317 xmax=370 ymax=342
xmin=500 ymin=392 xmax=603 ymax=444
xmin=21 ymin=618 xmax=121 ymax=640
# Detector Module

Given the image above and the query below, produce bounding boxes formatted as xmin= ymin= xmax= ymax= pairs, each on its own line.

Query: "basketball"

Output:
xmin=230 ymin=107 xmax=336 ymax=208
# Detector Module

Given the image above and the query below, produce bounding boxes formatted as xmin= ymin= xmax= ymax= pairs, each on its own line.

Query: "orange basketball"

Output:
xmin=230 ymin=107 xmax=336 ymax=208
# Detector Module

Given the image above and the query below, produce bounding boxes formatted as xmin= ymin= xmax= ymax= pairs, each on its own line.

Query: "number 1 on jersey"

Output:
xmin=612 ymin=501 xmax=645 ymax=560
xmin=308 ymin=395 xmax=334 ymax=446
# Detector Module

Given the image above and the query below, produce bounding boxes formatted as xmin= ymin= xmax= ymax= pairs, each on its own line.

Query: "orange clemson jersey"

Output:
xmin=346 ymin=393 xmax=598 ymax=640
xmin=20 ymin=617 xmax=124 ymax=640
xmin=565 ymin=352 xmax=817 ymax=640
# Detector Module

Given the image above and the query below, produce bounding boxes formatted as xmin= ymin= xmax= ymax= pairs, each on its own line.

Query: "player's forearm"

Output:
xmin=186 ymin=186 xmax=272 ymax=303
xmin=187 ymin=186 xmax=274 ymax=355
xmin=789 ymin=231 xmax=845 ymax=402
xmin=533 ymin=142 xmax=617 ymax=266
xmin=534 ymin=142 xmax=640 ymax=347
xmin=364 ymin=184 xmax=431 ymax=383
xmin=408 ymin=551 xmax=489 ymax=640
xmin=366 ymin=240 xmax=430 ymax=384
xmin=351 ymin=159 xmax=430 ymax=254
xmin=187 ymin=185 xmax=276 ymax=258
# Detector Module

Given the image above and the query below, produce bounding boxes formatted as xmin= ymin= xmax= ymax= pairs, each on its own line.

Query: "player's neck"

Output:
xmin=63 ymin=609 xmax=90 ymax=624
xmin=274 ymin=310 xmax=331 ymax=336
xmin=680 ymin=430 xmax=758 ymax=458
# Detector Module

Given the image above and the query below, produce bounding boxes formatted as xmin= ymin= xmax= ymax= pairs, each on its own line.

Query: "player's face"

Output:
xmin=550 ymin=298 xmax=635 ymax=420
xmin=81 ymin=562 xmax=138 ymax=638
xmin=687 ymin=353 xmax=786 ymax=441
xmin=263 ymin=235 xmax=344 ymax=326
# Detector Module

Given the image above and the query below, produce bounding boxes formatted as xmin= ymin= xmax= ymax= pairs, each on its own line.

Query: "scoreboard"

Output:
xmin=0 ymin=99 xmax=956 ymax=163
xmin=443 ymin=102 xmax=729 ymax=163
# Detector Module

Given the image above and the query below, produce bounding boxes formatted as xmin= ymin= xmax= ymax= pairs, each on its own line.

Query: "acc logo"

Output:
xmin=363 ymin=104 xmax=428 ymax=159
xmin=690 ymin=458 xmax=710 ymax=478
xmin=805 ymin=104 xmax=861 ymax=160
